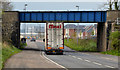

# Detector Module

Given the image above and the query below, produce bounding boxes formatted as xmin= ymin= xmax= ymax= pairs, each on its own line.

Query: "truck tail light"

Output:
xmin=59 ymin=47 xmax=64 ymax=49
xmin=47 ymin=47 xmax=52 ymax=49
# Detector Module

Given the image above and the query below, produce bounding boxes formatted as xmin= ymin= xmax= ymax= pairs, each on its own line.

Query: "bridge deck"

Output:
xmin=19 ymin=11 xmax=107 ymax=23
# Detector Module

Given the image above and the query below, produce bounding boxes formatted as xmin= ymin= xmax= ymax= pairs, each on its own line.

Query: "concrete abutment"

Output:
xmin=2 ymin=12 xmax=20 ymax=48
xmin=97 ymin=22 xmax=107 ymax=52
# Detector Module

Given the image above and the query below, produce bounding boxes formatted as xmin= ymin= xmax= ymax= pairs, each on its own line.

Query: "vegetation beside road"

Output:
xmin=1 ymin=43 xmax=21 ymax=69
xmin=64 ymin=31 xmax=120 ymax=56
xmin=102 ymin=31 xmax=120 ymax=56
xmin=64 ymin=39 xmax=97 ymax=52
xmin=0 ymin=41 xmax=27 ymax=69
xmin=20 ymin=42 xmax=27 ymax=49
xmin=0 ymin=43 xmax=2 ymax=70
xmin=101 ymin=50 xmax=120 ymax=56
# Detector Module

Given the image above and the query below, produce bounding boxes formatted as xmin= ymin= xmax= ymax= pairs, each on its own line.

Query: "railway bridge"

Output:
xmin=2 ymin=11 xmax=120 ymax=52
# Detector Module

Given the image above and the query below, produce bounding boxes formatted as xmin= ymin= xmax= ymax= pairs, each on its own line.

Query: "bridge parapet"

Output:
xmin=107 ymin=10 xmax=120 ymax=22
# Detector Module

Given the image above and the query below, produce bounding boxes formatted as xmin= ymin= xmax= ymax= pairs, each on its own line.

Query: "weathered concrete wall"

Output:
xmin=107 ymin=10 xmax=120 ymax=22
xmin=107 ymin=11 xmax=120 ymax=50
xmin=2 ymin=12 xmax=20 ymax=47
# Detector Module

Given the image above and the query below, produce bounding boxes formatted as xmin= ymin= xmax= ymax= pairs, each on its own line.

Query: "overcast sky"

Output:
xmin=12 ymin=2 xmax=107 ymax=11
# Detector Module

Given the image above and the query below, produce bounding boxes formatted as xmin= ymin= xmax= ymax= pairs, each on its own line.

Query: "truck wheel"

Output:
xmin=57 ymin=53 xmax=63 ymax=55
xmin=45 ymin=52 xmax=51 ymax=55
xmin=60 ymin=53 xmax=63 ymax=55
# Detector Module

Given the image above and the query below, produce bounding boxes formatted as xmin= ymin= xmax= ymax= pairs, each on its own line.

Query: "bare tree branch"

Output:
xmin=0 ymin=0 xmax=13 ymax=11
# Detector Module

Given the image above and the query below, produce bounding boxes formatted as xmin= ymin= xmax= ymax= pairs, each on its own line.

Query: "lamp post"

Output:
xmin=23 ymin=3 xmax=28 ymax=38
xmin=76 ymin=5 xmax=79 ymax=11
xmin=76 ymin=5 xmax=79 ymax=45
xmin=24 ymin=3 xmax=28 ymax=11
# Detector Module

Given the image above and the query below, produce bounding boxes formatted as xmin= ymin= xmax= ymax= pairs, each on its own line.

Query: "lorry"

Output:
xmin=43 ymin=22 xmax=64 ymax=55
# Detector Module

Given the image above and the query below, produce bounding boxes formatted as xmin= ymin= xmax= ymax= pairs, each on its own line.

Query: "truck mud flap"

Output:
xmin=45 ymin=49 xmax=63 ymax=55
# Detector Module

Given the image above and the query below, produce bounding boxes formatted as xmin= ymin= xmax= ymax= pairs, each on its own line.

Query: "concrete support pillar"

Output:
xmin=97 ymin=22 xmax=107 ymax=52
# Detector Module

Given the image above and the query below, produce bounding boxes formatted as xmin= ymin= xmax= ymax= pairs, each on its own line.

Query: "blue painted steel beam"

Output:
xmin=19 ymin=11 xmax=107 ymax=23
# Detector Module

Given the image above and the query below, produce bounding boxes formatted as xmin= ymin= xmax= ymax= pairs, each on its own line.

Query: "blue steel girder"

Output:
xmin=19 ymin=11 xmax=107 ymax=23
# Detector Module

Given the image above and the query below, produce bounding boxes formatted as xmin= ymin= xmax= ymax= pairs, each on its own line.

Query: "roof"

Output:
xmin=64 ymin=24 xmax=97 ymax=33
xmin=87 ymin=25 xmax=94 ymax=32
xmin=76 ymin=25 xmax=86 ymax=29
xmin=64 ymin=24 xmax=76 ymax=29
xmin=64 ymin=24 xmax=86 ymax=29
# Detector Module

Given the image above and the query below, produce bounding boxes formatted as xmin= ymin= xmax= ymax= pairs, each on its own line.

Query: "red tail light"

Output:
xmin=60 ymin=51 xmax=62 ymax=52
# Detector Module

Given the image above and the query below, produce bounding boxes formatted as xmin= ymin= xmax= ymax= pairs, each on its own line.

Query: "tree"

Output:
xmin=118 ymin=1 xmax=120 ymax=10
xmin=0 ymin=0 xmax=13 ymax=11
xmin=114 ymin=0 xmax=119 ymax=10
xmin=98 ymin=0 xmax=120 ymax=10
xmin=92 ymin=30 xmax=94 ymax=36
xmin=72 ymin=31 xmax=77 ymax=39
xmin=109 ymin=0 xmax=113 ymax=10
xmin=98 ymin=0 xmax=113 ymax=10
xmin=109 ymin=31 xmax=120 ymax=50
xmin=79 ymin=30 xmax=82 ymax=39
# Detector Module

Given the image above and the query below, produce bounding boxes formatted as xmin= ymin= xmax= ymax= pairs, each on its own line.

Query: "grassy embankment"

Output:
xmin=64 ymin=39 xmax=97 ymax=52
xmin=64 ymin=31 xmax=120 ymax=56
xmin=0 ymin=42 xmax=27 ymax=70
xmin=101 ymin=31 xmax=120 ymax=56
xmin=0 ymin=43 xmax=2 ymax=70
xmin=0 ymin=43 xmax=21 ymax=69
xmin=101 ymin=50 xmax=120 ymax=56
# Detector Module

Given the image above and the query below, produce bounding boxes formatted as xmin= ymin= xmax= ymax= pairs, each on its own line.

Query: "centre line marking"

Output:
xmin=105 ymin=65 xmax=115 ymax=68
xmin=84 ymin=60 xmax=91 ymax=62
xmin=78 ymin=58 xmax=83 ymax=60
xmin=93 ymin=62 xmax=102 ymax=65
xmin=72 ymin=56 xmax=76 ymax=58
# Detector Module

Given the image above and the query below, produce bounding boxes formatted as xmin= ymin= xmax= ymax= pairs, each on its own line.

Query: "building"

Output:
xmin=64 ymin=24 xmax=76 ymax=38
xmin=20 ymin=24 xmax=45 ymax=39
xmin=64 ymin=24 xmax=97 ymax=39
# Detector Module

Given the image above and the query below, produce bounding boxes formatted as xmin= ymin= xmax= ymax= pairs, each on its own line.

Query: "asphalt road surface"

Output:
xmin=4 ymin=39 xmax=119 ymax=70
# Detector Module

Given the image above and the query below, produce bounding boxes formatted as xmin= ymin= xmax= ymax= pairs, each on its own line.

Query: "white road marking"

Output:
xmin=84 ymin=60 xmax=91 ymax=62
xmin=41 ymin=52 xmax=67 ymax=69
xmin=63 ymin=54 xmax=116 ymax=69
xmin=77 ymin=58 xmax=83 ymax=60
xmin=105 ymin=65 xmax=115 ymax=68
xmin=72 ymin=56 xmax=76 ymax=58
xmin=93 ymin=62 xmax=102 ymax=66
xmin=82 ymin=53 xmax=90 ymax=55
xmin=101 ymin=57 xmax=118 ymax=62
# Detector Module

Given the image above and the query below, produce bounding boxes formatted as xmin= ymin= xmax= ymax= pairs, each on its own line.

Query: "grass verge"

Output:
xmin=101 ymin=50 xmax=120 ymax=56
xmin=64 ymin=39 xmax=97 ymax=52
xmin=1 ymin=43 xmax=21 ymax=70
xmin=20 ymin=42 xmax=27 ymax=49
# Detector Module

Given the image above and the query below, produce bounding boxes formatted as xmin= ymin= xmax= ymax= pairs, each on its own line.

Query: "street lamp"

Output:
xmin=23 ymin=3 xmax=28 ymax=38
xmin=76 ymin=5 xmax=80 ymax=44
xmin=76 ymin=5 xmax=79 ymax=11
xmin=24 ymin=3 xmax=28 ymax=11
